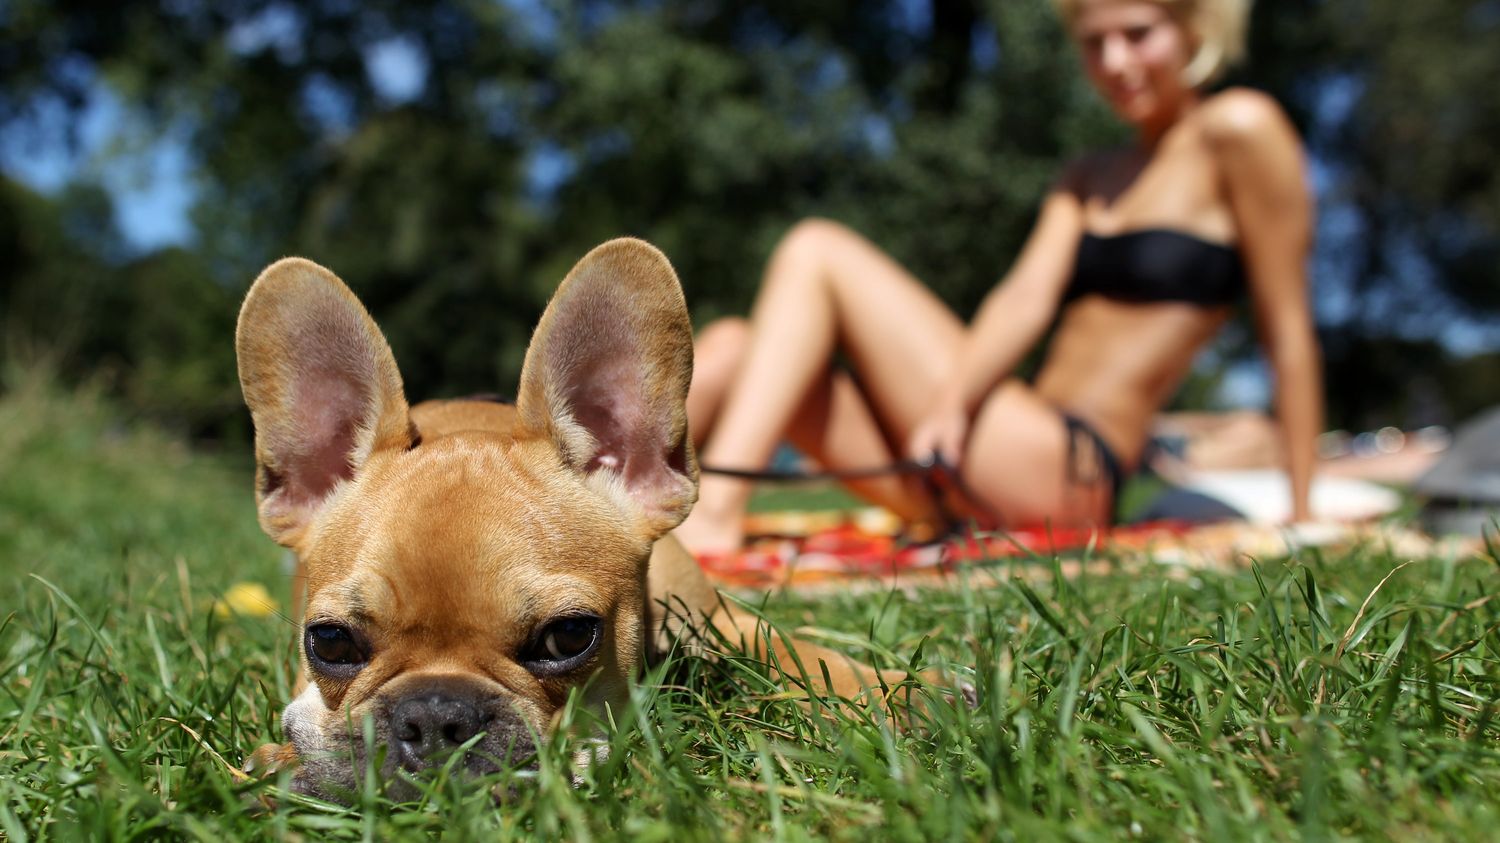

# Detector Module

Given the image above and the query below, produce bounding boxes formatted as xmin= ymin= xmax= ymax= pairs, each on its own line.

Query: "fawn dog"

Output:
xmin=236 ymin=239 xmax=953 ymax=798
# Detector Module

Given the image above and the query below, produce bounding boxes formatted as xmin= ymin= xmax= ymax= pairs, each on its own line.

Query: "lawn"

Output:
xmin=3 ymin=375 xmax=1499 ymax=840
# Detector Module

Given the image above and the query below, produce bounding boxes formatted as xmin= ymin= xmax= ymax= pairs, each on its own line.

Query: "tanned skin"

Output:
xmin=677 ymin=0 xmax=1321 ymax=555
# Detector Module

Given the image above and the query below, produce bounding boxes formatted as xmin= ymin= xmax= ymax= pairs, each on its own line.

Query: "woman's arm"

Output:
xmin=908 ymin=171 xmax=1086 ymax=464
xmin=1206 ymin=89 xmax=1324 ymax=522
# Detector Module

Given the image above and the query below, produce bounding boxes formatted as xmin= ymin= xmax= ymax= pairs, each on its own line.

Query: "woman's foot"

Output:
xmin=674 ymin=506 xmax=746 ymax=559
xmin=674 ymin=477 xmax=751 ymax=558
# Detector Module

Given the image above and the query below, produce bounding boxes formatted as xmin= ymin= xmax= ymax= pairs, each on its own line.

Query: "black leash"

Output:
xmin=699 ymin=453 xmax=948 ymax=483
xmin=699 ymin=452 xmax=983 ymax=533
xmin=701 ymin=448 xmax=1117 ymax=530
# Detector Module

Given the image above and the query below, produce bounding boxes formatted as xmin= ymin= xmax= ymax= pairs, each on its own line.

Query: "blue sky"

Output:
xmin=0 ymin=87 xmax=195 ymax=249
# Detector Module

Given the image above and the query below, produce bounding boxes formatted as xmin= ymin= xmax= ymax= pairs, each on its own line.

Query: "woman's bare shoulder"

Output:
xmin=1196 ymin=87 xmax=1300 ymax=148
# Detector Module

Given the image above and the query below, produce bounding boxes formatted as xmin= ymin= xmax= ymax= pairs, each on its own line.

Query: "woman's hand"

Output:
xmin=899 ymin=168 xmax=1085 ymax=476
xmin=907 ymin=405 xmax=971 ymax=470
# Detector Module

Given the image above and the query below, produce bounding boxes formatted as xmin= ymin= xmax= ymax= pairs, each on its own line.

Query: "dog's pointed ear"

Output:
xmin=516 ymin=238 xmax=698 ymax=539
xmin=236 ymin=258 xmax=412 ymax=547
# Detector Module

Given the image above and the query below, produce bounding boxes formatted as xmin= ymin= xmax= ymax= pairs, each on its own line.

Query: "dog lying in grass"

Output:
xmin=235 ymin=239 xmax=959 ymax=798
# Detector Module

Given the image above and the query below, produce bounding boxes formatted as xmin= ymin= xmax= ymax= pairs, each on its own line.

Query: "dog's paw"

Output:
xmin=243 ymin=742 xmax=299 ymax=778
xmin=956 ymin=679 xmax=980 ymax=709
xmin=915 ymin=667 xmax=980 ymax=709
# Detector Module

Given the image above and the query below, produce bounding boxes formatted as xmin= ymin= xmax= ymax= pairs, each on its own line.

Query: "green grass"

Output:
xmin=3 ymin=375 xmax=1500 ymax=840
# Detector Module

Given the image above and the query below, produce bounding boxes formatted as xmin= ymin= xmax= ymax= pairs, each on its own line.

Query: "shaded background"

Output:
xmin=2 ymin=0 xmax=1497 ymax=443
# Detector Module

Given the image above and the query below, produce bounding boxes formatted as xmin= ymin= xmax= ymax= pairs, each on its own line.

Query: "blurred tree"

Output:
xmin=0 ymin=178 xmax=122 ymax=368
xmin=118 ymin=247 xmax=242 ymax=437
xmin=1248 ymin=0 xmax=1500 ymax=343
xmin=1 ymin=0 xmax=1497 ymax=436
xmin=1330 ymin=0 xmax=1500 ymax=319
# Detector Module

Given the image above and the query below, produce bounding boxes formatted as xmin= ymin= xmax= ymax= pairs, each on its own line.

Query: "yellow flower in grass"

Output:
xmin=214 ymin=581 xmax=278 ymax=618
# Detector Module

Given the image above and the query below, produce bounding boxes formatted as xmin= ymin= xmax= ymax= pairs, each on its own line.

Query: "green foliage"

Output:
xmin=0 ymin=181 xmax=124 ymax=362
xmin=0 ymin=1 xmax=1103 ymax=435
xmin=1 ymin=0 xmax=1498 ymax=434
xmin=0 ymin=180 xmax=238 ymax=436
xmin=1324 ymin=0 xmax=1500 ymax=312
xmin=1248 ymin=0 xmax=1500 ymax=326
xmin=3 ymin=383 xmax=1500 ymax=839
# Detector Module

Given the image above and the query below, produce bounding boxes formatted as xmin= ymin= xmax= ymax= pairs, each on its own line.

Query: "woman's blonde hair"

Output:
xmin=1051 ymin=0 xmax=1251 ymax=88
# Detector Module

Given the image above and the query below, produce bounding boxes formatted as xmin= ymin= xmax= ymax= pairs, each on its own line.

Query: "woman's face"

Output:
xmin=1071 ymin=1 xmax=1197 ymax=126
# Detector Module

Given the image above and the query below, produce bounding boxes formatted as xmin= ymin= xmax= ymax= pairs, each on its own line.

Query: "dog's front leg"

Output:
xmin=243 ymin=741 xmax=300 ymax=777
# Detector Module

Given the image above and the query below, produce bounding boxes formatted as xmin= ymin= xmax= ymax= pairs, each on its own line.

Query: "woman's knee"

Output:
xmin=689 ymin=317 xmax=750 ymax=424
xmin=696 ymin=316 xmax=750 ymax=353
xmin=765 ymin=218 xmax=872 ymax=303
xmin=774 ymin=217 xmax=855 ymax=265
xmin=693 ymin=317 xmax=750 ymax=380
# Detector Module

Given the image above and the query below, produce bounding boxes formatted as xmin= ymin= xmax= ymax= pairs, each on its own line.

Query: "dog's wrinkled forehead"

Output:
xmin=300 ymin=435 xmax=652 ymax=617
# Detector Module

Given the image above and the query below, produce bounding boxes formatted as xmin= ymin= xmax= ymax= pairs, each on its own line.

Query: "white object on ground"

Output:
xmin=1179 ymin=469 xmax=1402 ymax=525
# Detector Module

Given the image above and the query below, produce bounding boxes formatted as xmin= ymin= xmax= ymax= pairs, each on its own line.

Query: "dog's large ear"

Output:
xmin=236 ymin=258 xmax=412 ymax=547
xmin=516 ymin=238 xmax=697 ymax=538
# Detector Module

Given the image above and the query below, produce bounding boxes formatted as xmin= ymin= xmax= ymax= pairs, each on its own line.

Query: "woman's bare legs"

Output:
xmin=687 ymin=318 xmax=750 ymax=450
xmin=689 ymin=315 xmax=943 ymax=525
xmin=676 ymin=219 xmax=1116 ymax=556
xmin=676 ymin=219 xmax=967 ymax=554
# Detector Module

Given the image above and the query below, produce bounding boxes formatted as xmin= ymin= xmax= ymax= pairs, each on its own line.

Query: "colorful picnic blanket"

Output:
xmin=699 ymin=507 xmax=1478 ymax=593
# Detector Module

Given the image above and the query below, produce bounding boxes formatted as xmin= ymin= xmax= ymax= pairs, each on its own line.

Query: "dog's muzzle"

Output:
xmin=379 ymin=677 xmax=537 ymax=776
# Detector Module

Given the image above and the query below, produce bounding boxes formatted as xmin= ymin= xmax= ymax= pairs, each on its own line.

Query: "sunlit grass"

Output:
xmin=3 ymin=377 xmax=1499 ymax=840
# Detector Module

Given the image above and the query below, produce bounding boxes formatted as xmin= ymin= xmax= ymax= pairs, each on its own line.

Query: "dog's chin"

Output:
xmin=279 ymin=683 xmax=544 ymax=803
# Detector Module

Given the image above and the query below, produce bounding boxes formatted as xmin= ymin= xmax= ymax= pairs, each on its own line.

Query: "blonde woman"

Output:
xmin=679 ymin=0 xmax=1322 ymax=556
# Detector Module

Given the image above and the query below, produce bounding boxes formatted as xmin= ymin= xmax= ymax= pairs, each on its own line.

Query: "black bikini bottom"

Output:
xmin=1059 ymin=412 xmax=1128 ymax=520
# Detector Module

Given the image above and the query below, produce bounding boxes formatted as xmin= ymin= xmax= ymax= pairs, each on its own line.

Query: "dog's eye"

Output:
xmin=522 ymin=616 xmax=601 ymax=674
xmin=543 ymin=617 xmax=598 ymax=660
xmin=305 ymin=624 xmax=368 ymax=672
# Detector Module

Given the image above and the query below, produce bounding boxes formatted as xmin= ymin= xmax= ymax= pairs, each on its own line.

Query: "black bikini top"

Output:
xmin=1064 ymin=229 xmax=1247 ymax=307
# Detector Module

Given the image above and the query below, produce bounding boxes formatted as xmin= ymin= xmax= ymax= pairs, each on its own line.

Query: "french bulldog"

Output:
xmin=236 ymin=239 xmax=949 ymax=798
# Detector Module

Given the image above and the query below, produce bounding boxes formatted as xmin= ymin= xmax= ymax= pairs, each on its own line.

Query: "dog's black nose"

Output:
xmin=389 ymin=693 xmax=491 ymax=771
